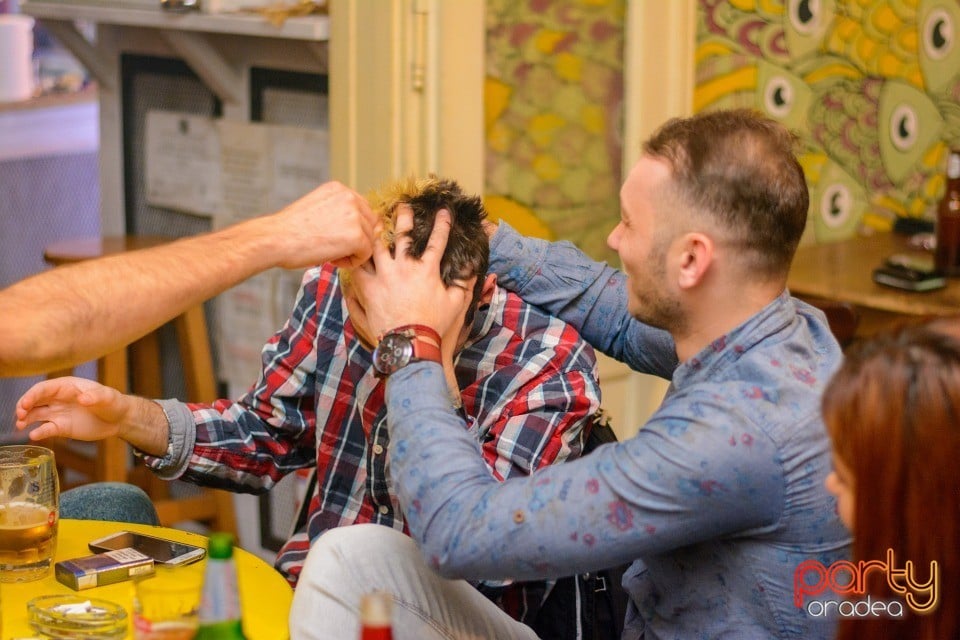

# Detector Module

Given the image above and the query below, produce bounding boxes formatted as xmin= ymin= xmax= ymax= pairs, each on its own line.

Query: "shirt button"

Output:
xmin=513 ymin=510 xmax=525 ymax=524
xmin=373 ymin=444 xmax=384 ymax=456
xmin=379 ymin=505 xmax=389 ymax=515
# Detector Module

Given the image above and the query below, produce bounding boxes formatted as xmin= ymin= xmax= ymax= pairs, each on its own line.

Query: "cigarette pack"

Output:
xmin=55 ymin=548 xmax=155 ymax=591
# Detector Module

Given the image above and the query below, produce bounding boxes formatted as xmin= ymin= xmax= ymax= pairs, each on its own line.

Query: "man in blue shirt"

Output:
xmin=291 ymin=109 xmax=851 ymax=639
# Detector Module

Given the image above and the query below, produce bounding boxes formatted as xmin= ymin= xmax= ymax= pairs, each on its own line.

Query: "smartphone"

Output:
xmin=872 ymin=253 xmax=947 ymax=292
xmin=88 ymin=531 xmax=206 ymax=566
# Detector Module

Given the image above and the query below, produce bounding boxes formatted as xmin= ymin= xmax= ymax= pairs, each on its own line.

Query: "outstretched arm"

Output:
xmin=0 ymin=181 xmax=376 ymax=377
xmin=485 ymin=221 xmax=677 ymax=377
xmin=15 ymin=376 xmax=169 ymax=456
xmin=387 ymin=370 xmax=784 ymax=581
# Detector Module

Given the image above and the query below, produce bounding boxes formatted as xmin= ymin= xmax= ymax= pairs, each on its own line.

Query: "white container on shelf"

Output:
xmin=0 ymin=14 xmax=35 ymax=102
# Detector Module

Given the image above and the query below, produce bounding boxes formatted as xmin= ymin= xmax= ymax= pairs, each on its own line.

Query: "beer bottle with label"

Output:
xmin=196 ymin=533 xmax=247 ymax=640
xmin=935 ymin=148 xmax=960 ymax=276
xmin=358 ymin=591 xmax=394 ymax=640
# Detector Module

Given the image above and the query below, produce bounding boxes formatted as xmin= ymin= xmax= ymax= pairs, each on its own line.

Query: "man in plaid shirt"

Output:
xmin=18 ymin=176 xmax=600 ymax=627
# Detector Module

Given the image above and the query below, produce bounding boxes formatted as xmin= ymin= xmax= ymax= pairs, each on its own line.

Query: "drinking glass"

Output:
xmin=0 ymin=445 xmax=59 ymax=582
xmin=133 ymin=564 xmax=204 ymax=640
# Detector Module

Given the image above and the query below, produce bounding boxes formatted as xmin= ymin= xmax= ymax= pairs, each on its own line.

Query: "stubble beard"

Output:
xmin=628 ymin=241 xmax=687 ymax=335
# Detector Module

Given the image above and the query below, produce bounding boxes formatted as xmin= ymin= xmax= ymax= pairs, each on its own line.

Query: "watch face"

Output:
xmin=373 ymin=332 xmax=414 ymax=376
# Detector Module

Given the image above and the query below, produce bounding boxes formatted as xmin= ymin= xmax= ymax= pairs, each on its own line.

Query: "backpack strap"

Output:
xmin=531 ymin=409 xmax=630 ymax=640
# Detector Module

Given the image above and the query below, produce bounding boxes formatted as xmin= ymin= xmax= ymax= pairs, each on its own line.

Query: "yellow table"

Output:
xmin=1 ymin=520 xmax=292 ymax=639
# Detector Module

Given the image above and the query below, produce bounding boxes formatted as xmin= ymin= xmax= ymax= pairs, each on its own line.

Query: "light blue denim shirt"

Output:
xmin=387 ymin=223 xmax=851 ymax=639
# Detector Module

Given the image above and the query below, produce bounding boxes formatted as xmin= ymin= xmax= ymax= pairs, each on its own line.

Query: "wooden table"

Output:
xmin=788 ymin=232 xmax=960 ymax=334
xmin=2 ymin=520 xmax=292 ymax=639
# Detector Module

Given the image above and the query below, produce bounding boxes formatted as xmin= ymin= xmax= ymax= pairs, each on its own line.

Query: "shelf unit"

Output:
xmin=22 ymin=1 xmax=329 ymax=39
xmin=22 ymin=0 xmax=328 ymax=102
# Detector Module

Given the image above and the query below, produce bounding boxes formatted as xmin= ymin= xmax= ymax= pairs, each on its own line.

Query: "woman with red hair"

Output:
xmin=822 ymin=316 xmax=960 ymax=640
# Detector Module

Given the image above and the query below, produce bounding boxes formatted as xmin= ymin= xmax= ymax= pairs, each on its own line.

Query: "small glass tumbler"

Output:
xmin=133 ymin=565 xmax=204 ymax=640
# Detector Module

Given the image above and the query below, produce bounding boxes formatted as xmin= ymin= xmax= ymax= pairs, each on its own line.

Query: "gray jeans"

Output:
xmin=290 ymin=524 xmax=539 ymax=640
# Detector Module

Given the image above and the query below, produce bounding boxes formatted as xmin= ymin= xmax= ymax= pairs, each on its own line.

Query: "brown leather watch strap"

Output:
xmin=373 ymin=324 xmax=444 ymax=378
xmin=397 ymin=324 xmax=442 ymax=365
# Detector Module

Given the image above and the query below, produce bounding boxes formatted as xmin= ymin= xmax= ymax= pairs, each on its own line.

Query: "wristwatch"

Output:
xmin=372 ymin=325 xmax=443 ymax=377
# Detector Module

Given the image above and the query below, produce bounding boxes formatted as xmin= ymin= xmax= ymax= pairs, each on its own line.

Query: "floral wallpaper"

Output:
xmin=484 ymin=0 xmax=626 ymax=263
xmin=696 ymin=0 xmax=960 ymax=243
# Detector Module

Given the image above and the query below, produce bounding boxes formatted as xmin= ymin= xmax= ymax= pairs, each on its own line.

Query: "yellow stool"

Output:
xmin=43 ymin=236 xmax=237 ymax=535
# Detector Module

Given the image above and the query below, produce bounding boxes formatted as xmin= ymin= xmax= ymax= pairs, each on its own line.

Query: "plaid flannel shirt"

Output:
xmin=143 ymin=264 xmax=600 ymax=624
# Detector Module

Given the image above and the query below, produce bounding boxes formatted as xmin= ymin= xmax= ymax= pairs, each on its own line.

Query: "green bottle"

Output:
xmin=196 ymin=533 xmax=247 ymax=640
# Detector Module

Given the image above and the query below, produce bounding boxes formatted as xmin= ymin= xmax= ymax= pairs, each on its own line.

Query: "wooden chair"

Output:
xmin=43 ymin=236 xmax=236 ymax=535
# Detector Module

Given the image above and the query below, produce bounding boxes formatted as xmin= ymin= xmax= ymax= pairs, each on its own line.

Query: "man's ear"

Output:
xmin=480 ymin=273 xmax=497 ymax=304
xmin=676 ymin=232 xmax=714 ymax=290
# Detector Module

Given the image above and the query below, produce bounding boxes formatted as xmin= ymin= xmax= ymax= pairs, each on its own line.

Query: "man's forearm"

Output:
xmin=0 ymin=217 xmax=280 ymax=377
xmin=0 ymin=180 xmax=376 ymax=378
xmin=120 ymin=396 xmax=172 ymax=457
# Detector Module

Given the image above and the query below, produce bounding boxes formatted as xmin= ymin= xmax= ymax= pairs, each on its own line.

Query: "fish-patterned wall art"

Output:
xmin=696 ymin=0 xmax=960 ymax=243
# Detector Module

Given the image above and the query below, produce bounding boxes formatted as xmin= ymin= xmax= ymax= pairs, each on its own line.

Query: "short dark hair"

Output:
xmin=643 ymin=109 xmax=809 ymax=276
xmin=369 ymin=176 xmax=489 ymax=318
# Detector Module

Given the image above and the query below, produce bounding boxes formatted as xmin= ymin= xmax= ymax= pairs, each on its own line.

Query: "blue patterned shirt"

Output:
xmin=386 ymin=223 xmax=851 ymax=639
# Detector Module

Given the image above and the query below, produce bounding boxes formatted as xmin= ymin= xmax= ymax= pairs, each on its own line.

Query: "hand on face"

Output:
xmin=15 ymin=376 xmax=129 ymax=442
xmin=350 ymin=205 xmax=472 ymax=347
xmin=271 ymin=181 xmax=378 ymax=270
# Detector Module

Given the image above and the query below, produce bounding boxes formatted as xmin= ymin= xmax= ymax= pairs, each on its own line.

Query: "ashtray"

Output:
xmin=27 ymin=594 xmax=128 ymax=639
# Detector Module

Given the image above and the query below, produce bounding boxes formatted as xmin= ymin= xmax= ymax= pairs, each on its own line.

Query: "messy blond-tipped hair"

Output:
xmin=363 ymin=175 xmax=490 ymax=325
